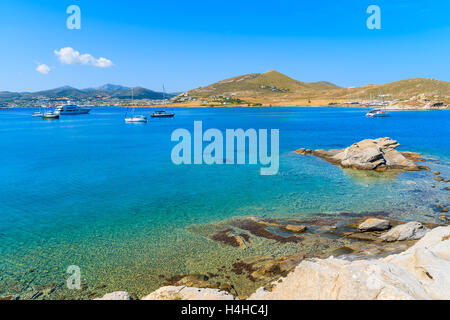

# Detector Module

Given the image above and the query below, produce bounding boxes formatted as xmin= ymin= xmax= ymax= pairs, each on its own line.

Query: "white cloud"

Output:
xmin=54 ymin=47 xmax=114 ymax=68
xmin=36 ymin=64 xmax=51 ymax=74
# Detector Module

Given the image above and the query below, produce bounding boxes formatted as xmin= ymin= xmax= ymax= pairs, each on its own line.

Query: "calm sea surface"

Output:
xmin=0 ymin=107 xmax=449 ymax=298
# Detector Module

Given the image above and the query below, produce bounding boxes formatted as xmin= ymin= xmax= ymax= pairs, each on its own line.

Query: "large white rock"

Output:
xmin=94 ymin=291 xmax=133 ymax=300
xmin=298 ymin=138 xmax=421 ymax=171
xmin=97 ymin=227 xmax=450 ymax=301
xmin=141 ymin=286 xmax=237 ymax=300
xmin=248 ymin=226 xmax=450 ymax=300
xmin=383 ymin=226 xmax=450 ymax=299
xmin=380 ymin=221 xmax=427 ymax=242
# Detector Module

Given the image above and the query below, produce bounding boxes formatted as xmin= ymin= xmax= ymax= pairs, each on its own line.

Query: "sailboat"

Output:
xmin=151 ymin=85 xmax=175 ymax=118
xmin=366 ymin=88 xmax=390 ymax=117
xmin=125 ymin=88 xmax=148 ymax=123
xmin=32 ymin=105 xmax=45 ymax=117
xmin=34 ymin=105 xmax=59 ymax=119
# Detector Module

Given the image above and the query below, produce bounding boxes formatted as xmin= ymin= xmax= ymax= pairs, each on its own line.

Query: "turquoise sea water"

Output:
xmin=0 ymin=107 xmax=449 ymax=298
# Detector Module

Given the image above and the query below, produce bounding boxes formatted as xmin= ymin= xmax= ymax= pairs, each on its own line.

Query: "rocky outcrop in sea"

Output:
xmin=295 ymin=138 xmax=425 ymax=171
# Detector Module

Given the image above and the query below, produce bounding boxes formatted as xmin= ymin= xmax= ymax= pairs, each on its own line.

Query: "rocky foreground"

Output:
xmin=387 ymin=94 xmax=449 ymax=110
xmin=295 ymin=137 xmax=426 ymax=171
xmin=248 ymin=225 xmax=450 ymax=300
xmin=97 ymin=223 xmax=450 ymax=300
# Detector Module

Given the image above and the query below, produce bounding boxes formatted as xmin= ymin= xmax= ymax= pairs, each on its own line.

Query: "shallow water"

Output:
xmin=0 ymin=107 xmax=449 ymax=298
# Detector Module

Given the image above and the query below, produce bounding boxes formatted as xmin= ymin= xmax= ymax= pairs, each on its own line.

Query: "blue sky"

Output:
xmin=0 ymin=0 xmax=449 ymax=92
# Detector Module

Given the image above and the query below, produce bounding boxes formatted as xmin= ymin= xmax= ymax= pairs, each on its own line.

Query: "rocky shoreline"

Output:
xmin=94 ymin=138 xmax=450 ymax=300
xmin=386 ymin=94 xmax=449 ymax=111
xmin=97 ymin=222 xmax=450 ymax=300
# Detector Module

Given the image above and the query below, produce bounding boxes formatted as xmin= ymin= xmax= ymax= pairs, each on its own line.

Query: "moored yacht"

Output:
xmin=55 ymin=103 xmax=91 ymax=115
xmin=151 ymin=85 xmax=174 ymax=118
xmin=32 ymin=105 xmax=46 ymax=117
xmin=125 ymin=88 xmax=148 ymax=123
xmin=125 ymin=115 xmax=148 ymax=123
xmin=151 ymin=110 xmax=175 ymax=118
xmin=41 ymin=111 xmax=60 ymax=119
xmin=366 ymin=89 xmax=390 ymax=117
xmin=366 ymin=109 xmax=390 ymax=117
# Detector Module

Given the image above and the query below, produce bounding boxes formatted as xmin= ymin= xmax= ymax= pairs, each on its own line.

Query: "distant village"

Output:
xmin=0 ymin=96 xmax=173 ymax=108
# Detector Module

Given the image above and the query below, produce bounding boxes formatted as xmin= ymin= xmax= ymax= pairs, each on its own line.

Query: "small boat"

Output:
xmin=32 ymin=105 xmax=46 ymax=117
xmin=366 ymin=109 xmax=390 ymax=117
xmin=41 ymin=111 xmax=60 ymax=119
xmin=55 ymin=102 xmax=90 ymax=115
xmin=366 ymin=88 xmax=390 ymax=117
xmin=151 ymin=110 xmax=175 ymax=118
xmin=125 ymin=88 xmax=148 ymax=123
xmin=151 ymin=85 xmax=175 ymax=118
xmin=125 ymin=115 xmax=148 ymax=123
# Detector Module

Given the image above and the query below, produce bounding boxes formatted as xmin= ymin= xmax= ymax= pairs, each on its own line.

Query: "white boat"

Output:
xmin=125 ymin=115 xmax=148 ymax=123
xmin=55 ymin=103 xmax=90 ymax=115
xmin=41 ymin=111 xmax=60 ymax=119
xmin=32 ymin=105 xmax=46 ymax=117
xmin=125 ymin=88 xmax=148 ymax=123
xmin=366 ymin=89 xmax=390 ymax=117
xmin=366 ymin=109 xmax=390 ymax=117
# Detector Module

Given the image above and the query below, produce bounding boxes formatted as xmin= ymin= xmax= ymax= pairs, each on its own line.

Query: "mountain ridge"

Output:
xmin=179 ymin=70 xmax=449 ymax=105
xmin=0 ymin=85 xmax=178 ymax=102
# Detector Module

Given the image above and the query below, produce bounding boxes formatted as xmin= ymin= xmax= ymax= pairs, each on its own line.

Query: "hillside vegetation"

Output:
xmin=177 ymin=71 xmax=449 ymax=106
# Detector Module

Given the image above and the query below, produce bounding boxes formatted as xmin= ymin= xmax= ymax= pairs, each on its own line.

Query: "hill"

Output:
xmin=186 ymin=70 xmax=341 ymax=98
xmin=176 ymin=71 xmax=449 ymax=106
xmin=0 ymin=85 xmax=178 ymax=106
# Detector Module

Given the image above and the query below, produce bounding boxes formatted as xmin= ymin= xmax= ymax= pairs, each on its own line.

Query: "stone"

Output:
xmin=94 ymin=291 xmax=133 ymax=300
xmin=281 ymin=224 xmax=307 ymax=233
xmin=211 ymin=229 xmax=248 ymax=248
xmin=248 ymin=226 xmax=450 ymax=300
xmin=295 ymin=138 xmax=421 ymax=171
xmin=380 ymin=222 xmax=428 ymax=242
xmin=358 ymin=218 xmax=391 ymax=232
xmin=141 ymin=286 xmax=237 ymax=300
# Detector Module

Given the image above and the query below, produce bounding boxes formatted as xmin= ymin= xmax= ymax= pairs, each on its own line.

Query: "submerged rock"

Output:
xmin=280 ymin=224 xmax=307 ymax=233
xmin=211 ymin=228 xmax=249 ymax=248
xmin=380 ymin=222 xmax=428 ymax=242
xmin=94 ymin=291 xmax=133 ymax=300
xmin=142 ymin=286 xmax=237 ymax=300
xmin=295 ymin=138 xmax=422 ymax=171
xmin=358 ymin=218 xmax=391 ymax=232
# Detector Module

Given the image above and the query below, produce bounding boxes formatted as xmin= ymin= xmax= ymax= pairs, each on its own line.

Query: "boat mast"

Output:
xmin=163 ymin=85 xmax=166 ymax=110
xmin=132 ymin=88 xmax=135 ymax=117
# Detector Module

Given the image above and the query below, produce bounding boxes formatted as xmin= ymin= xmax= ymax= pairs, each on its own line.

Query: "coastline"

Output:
xmin=96 ymin=140 xmax=450 ymax=300
xmin=6 ymin=104 xmax=449 ymax=110
xmin=96 ymin=222 xmax=450 ymax=300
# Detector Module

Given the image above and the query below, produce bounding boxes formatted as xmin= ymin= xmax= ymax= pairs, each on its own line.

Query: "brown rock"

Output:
xmin=281 ymin=224 xmax=307 ymax=233
xmin=358 ymin=218 xmax=391 ymax=232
